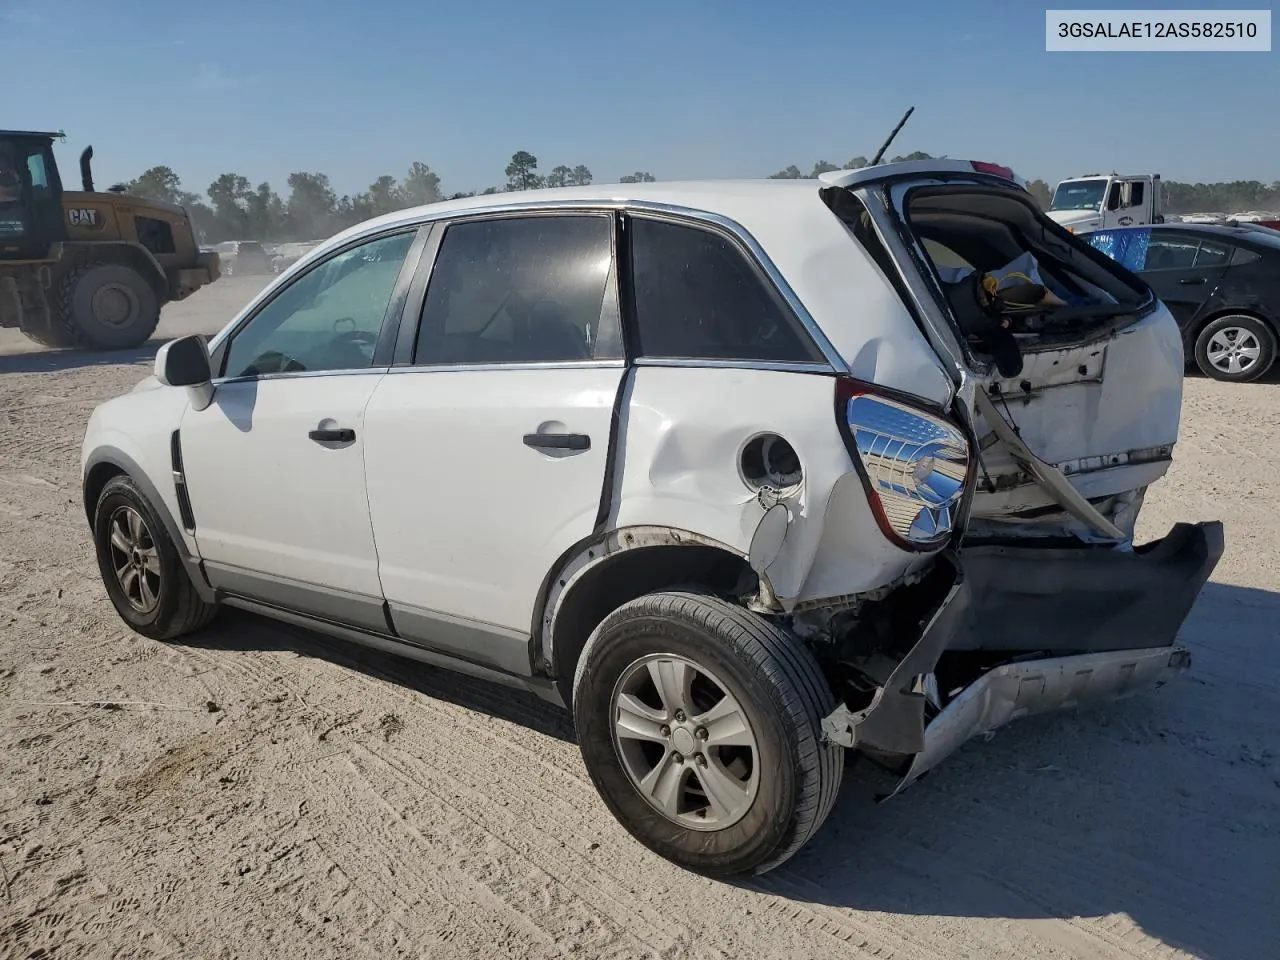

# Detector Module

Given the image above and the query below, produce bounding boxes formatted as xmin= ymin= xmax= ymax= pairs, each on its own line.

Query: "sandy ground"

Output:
xmin=0 ymin=277 xmax=1276 ymax=960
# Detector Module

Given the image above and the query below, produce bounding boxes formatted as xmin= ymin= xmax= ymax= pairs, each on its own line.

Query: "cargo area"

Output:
xmin=901 ymin=185 xmax=1156 ymax=372
xmin=832 ymin=180 xmax=1191 ymax=541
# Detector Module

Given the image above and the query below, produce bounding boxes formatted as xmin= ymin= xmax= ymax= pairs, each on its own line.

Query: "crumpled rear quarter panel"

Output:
xmin=613 ymin=366 xmax=919 ymax=604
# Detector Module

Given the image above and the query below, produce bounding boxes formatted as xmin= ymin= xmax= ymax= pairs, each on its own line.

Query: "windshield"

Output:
xmin=1051 ymin=179 xmax=1108 ymax=212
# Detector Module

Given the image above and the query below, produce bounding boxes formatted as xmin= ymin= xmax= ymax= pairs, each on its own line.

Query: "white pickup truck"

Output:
xmin=1046 ymin=173 xmax=1165 ymax=234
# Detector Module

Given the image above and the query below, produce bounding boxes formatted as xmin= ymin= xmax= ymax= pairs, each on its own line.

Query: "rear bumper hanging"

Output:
xmin=821 ymin=520 xmax=1224 ymax=757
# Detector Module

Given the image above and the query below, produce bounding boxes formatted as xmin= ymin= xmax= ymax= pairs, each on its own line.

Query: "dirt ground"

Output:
xmin=1 ymin=277 xmax=1276 ymax=960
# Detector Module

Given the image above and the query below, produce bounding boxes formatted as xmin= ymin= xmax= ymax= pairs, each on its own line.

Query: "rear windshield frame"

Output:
xmin=891 ymin=183 xmax=1157 ymax=363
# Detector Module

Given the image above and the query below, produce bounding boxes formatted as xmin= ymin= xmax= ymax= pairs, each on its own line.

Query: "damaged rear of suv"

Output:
xmin=81 ymin=166 xmax=1222 ymax=880
xmin=806 ymin=163 xmax=1223 ymax=789
xmin=571 ymin=164 xmax=1220 ymax=876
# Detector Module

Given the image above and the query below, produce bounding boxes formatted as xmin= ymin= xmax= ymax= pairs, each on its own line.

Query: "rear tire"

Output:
xmin=572 ymin=591 xmax=844 ymax=876
xmin=1194 ymin=314 xmax=1276 ymax=382
xmin=93 ymin=474 xmax=217 ymax=641
xmin=59 ymin=262 xmax=160 ymax=350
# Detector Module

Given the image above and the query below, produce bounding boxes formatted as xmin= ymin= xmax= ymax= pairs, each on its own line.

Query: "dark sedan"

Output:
xmin=1085 ymin=223 xmax=1280 ymax=382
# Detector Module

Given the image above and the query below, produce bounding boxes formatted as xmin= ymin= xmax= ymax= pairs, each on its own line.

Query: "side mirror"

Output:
xmin=154 ymin=335 xmax=215 ymax=410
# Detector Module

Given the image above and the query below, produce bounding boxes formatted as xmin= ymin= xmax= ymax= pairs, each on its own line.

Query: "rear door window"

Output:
xmin=1193 ymin=240 xmax=1230 ymax=268
xmin=413 ymin=214 xmax=619 ymax=365
xmin=1144 ymin=236 xmax=1200 ymax=270
xmin=628 ymin=217 xmax=823 ymax=363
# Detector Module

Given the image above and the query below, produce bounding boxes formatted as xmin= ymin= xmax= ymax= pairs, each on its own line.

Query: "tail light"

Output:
xmin=970 ymin=160 xmax=1015 ymax=180
xmin=834 ymin=377 xmax=970 ymax=551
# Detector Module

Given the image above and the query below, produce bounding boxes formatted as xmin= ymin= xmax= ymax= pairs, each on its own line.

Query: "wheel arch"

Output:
xmin=1188 ymin=307 xmax=1279 ymax=377
xmin=82 ymin=446 xmax=215 ymax=603
xmin=1189 ymin=305 xmax=1280 ymax=345
xmin=537 ymin=526 xmax=765 ymax=700
xmin=54 ymin=241 xmax=169 ymax=301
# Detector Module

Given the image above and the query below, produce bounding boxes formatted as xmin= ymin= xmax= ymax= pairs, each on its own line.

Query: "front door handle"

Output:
xmin=1178 ymin=277 xmax=1207 ymax=285
xmin=523 ymin=432 xmax=590 ymax=451
xmin=309 ymin=427 xmax=356 ymax=443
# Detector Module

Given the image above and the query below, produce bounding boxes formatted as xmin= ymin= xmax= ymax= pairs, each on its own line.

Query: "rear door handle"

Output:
xmin=309 ymin=427 xmax=356 ymax=443
xmin=1178 ymin=277 xmax=1207 ymax=285
xmin=523 ymin=433 xmax=590 ymax=451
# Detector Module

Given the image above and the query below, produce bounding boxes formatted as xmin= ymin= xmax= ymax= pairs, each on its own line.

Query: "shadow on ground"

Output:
xmin=1185 ymin=360 xmax=1280 ymax=384
xmin=0 ymin=340 xmax=167 ymax=375
xmin=179 ymin=607 xmax=577 ymax=744
xmin=176 ymin=581 xmax=1277 ymax=960
xmin=754 ymin=581 xmax=1280 ymax=960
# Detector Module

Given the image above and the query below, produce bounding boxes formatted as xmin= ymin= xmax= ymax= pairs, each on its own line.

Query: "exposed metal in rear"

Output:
xmin=886 ymin=645 xmax=1194 ymax=796
xmin=809 ymin=161 xmax=1226 ymax=786
xmin=820 ymin=520 xmax=1223 ymax=752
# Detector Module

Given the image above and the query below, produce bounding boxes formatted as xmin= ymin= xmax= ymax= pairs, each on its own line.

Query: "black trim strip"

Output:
xmin=372 ymin=225 xmax=433 ymax=366
xmin=393 ymin=222 xmax=445 ymax=365
xmin=169 ymin=429 xmax=197 ymax=533
xmin=593 ymin=366 xmax=633 ymax=534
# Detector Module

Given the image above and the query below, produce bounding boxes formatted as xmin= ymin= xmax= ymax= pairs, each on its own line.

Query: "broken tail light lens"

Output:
xmin=835 ymin=378 xmax=970 ymax=550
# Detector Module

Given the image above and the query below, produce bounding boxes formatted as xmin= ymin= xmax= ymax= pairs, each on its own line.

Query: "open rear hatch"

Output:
xmin=815 ymin=168 xmax=1223 ymax=768
xmin=826 ymin=173 xmax=1186 ymax=543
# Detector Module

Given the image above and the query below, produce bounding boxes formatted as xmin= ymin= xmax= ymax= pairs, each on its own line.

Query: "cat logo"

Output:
xmin=67 ymin=208 xmax=100 ymax=228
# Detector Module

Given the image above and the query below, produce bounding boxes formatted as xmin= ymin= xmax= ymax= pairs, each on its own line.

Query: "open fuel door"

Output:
xmin=842 ymin=174 xmax=1184 ymax=543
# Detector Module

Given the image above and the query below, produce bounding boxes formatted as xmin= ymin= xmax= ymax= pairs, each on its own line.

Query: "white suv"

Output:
xmin=81 ymin=162 xmax=1223 ymax=876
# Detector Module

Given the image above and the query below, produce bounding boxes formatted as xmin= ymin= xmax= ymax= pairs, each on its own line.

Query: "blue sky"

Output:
xmin=3 ymin=0 xmax=1276 ymax=198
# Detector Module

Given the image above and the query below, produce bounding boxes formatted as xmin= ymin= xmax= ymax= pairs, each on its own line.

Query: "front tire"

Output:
xmin=93 ymin=475 xmax=217 ymax=641
xmin=1194 ymin=314 xmax=1276 ymax=382
xmin=573 ymin=591 xmax=844 ymax=876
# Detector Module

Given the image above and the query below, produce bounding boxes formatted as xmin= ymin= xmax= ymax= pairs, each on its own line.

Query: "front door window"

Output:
xmin=222 ymin=230 xmax=416 ymax=378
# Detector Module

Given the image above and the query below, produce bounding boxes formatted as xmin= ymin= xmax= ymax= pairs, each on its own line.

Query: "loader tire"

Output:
xmin=19 ymin=315 xmax=81 ymax=349
xmin=57 ymin=262 xmax=160 ymax=350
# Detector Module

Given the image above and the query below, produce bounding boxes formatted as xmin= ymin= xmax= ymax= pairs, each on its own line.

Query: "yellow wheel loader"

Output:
xmin=0 ymin=130 xmax=219 ymax=350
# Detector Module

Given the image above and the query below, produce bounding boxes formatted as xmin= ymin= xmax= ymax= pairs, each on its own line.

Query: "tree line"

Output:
xmin=122 ymin=149 xmax=1278 ymax=244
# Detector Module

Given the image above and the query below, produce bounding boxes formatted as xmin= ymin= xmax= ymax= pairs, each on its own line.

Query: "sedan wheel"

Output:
xmin=1194 ymin=315 xmax=1277 ymax=383
xmin=1207 ymin=327 xmax=1261 ymax=376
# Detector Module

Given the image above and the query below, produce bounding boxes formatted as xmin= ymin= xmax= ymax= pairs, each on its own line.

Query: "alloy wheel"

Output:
xmin=107 ymin=505 xmax=161 ymax=613
xmin=1206 ymin=326 xmax=1262 ymax=377
xmin=610 ymin=653 xmax=760 ymax=831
